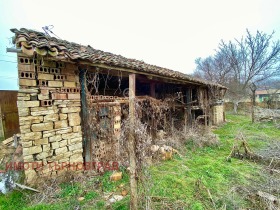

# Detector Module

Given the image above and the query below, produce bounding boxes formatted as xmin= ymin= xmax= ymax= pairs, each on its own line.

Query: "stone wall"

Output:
xmin=17 ymin=54 xmax=83 ymax=184
xmin=213 ymin=105 xmax=224 ymax=125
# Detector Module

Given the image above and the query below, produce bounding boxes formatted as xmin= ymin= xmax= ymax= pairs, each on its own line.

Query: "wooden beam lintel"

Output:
xmin=78 ymin=62 xmax=204 ymax=87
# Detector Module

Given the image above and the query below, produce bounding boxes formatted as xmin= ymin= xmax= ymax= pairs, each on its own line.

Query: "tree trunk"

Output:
xmin=251 ymin=84 xmax=257 ymax=123
xmin=128 ymin=74 xmax=138 ymax=210
xmin=233 ymin=102 xmax=239 ymax=114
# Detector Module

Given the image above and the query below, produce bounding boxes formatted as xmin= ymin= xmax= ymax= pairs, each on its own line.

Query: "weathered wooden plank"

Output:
xmin=79 ymin=69 xmax=91 ymax=162
xmin=0 ymin=106 xmax=5 ymax=140
xmin=128 ymin=73 xmax=138 ymax=209
xmin=78 ymin=62 xmax=204 ymax=86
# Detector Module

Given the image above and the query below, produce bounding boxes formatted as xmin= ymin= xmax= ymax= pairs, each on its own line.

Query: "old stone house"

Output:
xmin=10 ymin=28 xmax=226 ymax=183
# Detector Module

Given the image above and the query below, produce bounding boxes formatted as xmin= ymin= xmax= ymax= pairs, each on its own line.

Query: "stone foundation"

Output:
xmin=17 ymin=54 xmax=83 ymax=184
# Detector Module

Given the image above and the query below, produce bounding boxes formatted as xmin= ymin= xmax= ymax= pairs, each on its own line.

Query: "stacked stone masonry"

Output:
xmin=213 ymin=105 xmax=224 ymax=125
xmin=17 ymin=54 xmax=83 ymax=183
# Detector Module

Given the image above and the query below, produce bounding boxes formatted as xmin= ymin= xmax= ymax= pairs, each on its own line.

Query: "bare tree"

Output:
xmin=194 ymin=29 xmax=280 ymax=114
xmin=194 ymin=53 xmax=232 ymax=85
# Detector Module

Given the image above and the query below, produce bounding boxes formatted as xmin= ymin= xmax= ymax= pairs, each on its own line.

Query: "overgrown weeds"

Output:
xmin=185 ymin=126 xmax=220 ymax=148
xmin=1 ymin=114 xmax=280 ymax=209
xmin=148 ymin=114 xmax=280 ymax=209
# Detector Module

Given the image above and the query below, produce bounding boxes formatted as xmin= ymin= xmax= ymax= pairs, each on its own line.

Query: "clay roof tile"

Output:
xmin=11 ymin=28 xmax=226 ymax=88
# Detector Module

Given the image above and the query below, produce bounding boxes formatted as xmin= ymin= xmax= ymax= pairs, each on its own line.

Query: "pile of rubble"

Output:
xmin=255 ymin=107 xmax=280 ymax=122
xmin=150 ymin=144 xmax=182 ymax=161
xmin=0 ymin=134 xmax=22 ymax=165
xmin=0 ymin=134 xmax=22 ymax=194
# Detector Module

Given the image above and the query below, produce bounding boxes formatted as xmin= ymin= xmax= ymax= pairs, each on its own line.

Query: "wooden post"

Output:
xmin=128 ymin=73 xmax=138 ymax=210
xmin=184 ymin=107 xmax=187 ymax=134
xmin=164 ymin=114 xmax=167 ymax=131
xmin=209 ymin=106 xmax=213 ymax=126
xmin=171 ymin=118 xmax=174 ymax=133
xmin=204 ymin=108 xmax=208 ymax=127
xmin=79 ymin=69 xmax=91 ymax=162
xmin=0 ymin=106 xmax=5 ymax=140
xmin=186 ymin=89 xmax=192 ymax=126
xmin=150 ymin=82 xmax=156 ymax=98
xmin=150 ymin=82 xmax=156 ymax=138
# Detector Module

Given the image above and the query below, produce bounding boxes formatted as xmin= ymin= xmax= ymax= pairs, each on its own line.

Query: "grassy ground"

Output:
xmin=149 ymin=114 xmax=280 ymax=209
xmin=0 ymin=114 xmax=279 ymax=209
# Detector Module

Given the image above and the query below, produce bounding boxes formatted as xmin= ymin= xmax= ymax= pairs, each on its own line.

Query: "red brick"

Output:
xmin=19 ymin=71 xmax=35 ymax=79
xmin=38 ymin=80 xmax=48 ymax=87
xmin=18 ymin=57 xmax=31 ymax=65
xmin=61 ymin=87 xmax=80 ymax=93
xmin=40 ymin=87 xmax=49 ymax=95
xmin=41 ymin=100 xmax=53 ymax=107
xmin=71 ymin=87 xmax=80 ymax=93
xmin=67 ymin=93 xmax=80 ymax=100
xmin=61 ymin=87 xmax=71 ymax=93
xmin=52 ymin=93 xmax=67 ymax=100
xmin=37 ymin=66 xmax=50 ymax=74
xmin=49 ymin=68 xmax=61 ymax=74
xmin=57 ymin=62 xmax=65 ymax=68
xmin=54 ymin=74 xmax=66 ymax=80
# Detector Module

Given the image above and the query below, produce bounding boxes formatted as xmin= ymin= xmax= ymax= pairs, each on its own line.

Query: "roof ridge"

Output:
xmin=11 ymin=28 xmax=226 ymax=88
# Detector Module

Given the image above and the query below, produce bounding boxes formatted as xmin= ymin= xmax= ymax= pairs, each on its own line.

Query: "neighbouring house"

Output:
xmin=256 ymin=89 xmax=280 ymax=102
xmin=0 ymin=90 xmax=20 ymax=140
xmin=10 ymin=28 xmax=226 ymax=184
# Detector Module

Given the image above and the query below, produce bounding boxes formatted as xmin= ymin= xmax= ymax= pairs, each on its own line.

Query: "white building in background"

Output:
xmin=255 ymin=89 xmax=280 ymax=102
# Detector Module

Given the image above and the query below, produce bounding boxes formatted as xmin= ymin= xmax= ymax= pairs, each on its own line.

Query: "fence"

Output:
xmin=0 ymin=90 xmax=20 ymax=140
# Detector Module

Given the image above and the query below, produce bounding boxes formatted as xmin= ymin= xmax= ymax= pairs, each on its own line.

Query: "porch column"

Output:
xmin=128 ymin=73 xmax=138 ymax=209
xmin=150 ymin=82 xmax=156 ymax=98
xmin=150 ymin=82 xmax=156 ymax=138
xmin=79 ymin=69 xmax=91 ymax=162
xmin=186 ymin=88 xmax=192 ymax=126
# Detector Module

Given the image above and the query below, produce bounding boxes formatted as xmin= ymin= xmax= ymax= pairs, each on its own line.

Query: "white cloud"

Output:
xmin=0 ymin=0 xmax=279 ymax=89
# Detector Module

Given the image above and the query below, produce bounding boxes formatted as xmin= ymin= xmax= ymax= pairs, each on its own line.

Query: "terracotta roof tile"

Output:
xmin=256 ymin=89 xmax=280 ymax=95
xmin=11 ymin=28 xmax=226 ymax=88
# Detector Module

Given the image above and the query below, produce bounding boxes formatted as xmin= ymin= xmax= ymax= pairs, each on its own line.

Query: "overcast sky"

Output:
xmin=0 ymin=0 xmax=279 ymax=90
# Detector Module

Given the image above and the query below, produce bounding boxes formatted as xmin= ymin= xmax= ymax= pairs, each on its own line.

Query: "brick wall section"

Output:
xmin=213 ymin=105 xmax=224 ymax=125
xmin=17 ymin=54 xmax=83 ymax=184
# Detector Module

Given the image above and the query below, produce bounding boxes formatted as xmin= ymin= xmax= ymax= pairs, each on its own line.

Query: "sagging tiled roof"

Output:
xmin=256 ymin=89 xmax=280 ymax=95
xmin=11 ymin=28 xmax=225 ymax=88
